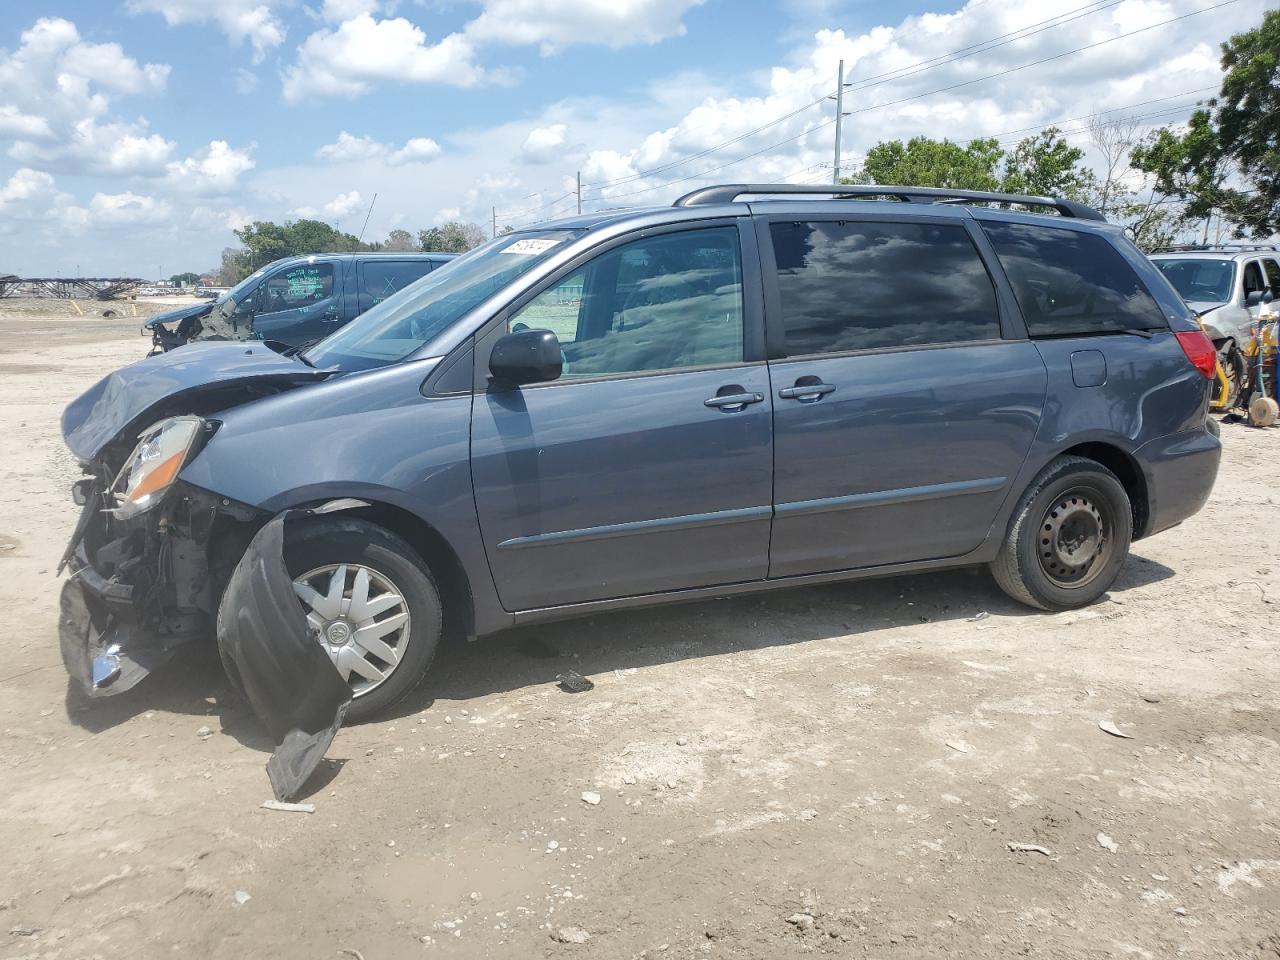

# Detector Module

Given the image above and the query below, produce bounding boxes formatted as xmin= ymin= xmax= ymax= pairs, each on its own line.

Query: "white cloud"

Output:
xmin=292 ymin=190 xmax=365 ymax=220
xmin=467 ymin=0 xmax=705 ymax=53
xmin=315 ymin=130 xmax=442 ymax=165
xmin=0 ymin=168 xmax=56 ymax=209
xmin=57 ymin=39 xmax=170 ymax=94
xmin=521 ymin=123 xmax=566 ymax=164
xmin=283 ymin=14 xmax=486 ymax=101
xmin=58 ymin=190 xmax=172 ymax=231
xmin=569 ymin=0 xmax=1256 ymax=210
xmin=0 ymin=106 xmax=53 ymax=140
xmin=322 ymin=0 xmax=383 ymax=21
xmin=126 ymin=0 xmax=286 ymax=62
xmin=0 ymin=18 xmax=173 ymax=176
xmin=9 ymin=117 xmax=176 ymax=176
xmin=316 ymin=131 xmax=385 ymax=163
xmin=166 ymin=140 xmax=257 ymax=193
xmin=389 ymin=137 xmax=443 ymax=165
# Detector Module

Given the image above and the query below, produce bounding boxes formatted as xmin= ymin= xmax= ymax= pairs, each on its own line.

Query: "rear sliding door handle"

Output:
xmin=778 ymin=382 xmax=835 ymax=400
xmin=704 ymin=391 xmax=764 ymax=410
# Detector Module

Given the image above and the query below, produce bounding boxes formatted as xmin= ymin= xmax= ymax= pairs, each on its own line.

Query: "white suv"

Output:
xmin=1150 ymin=246 xmax=1280 ymax=346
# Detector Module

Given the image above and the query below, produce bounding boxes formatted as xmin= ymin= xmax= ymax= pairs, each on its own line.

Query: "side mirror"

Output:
xmin=489 ymin=328 xmax=562 ymax=386
xmin=1245 ymin=289 xmax=1271 ymax=307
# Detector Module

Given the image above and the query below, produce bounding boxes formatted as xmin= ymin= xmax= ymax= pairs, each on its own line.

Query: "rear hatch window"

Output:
xmin=981 ymin=221 xmax=1168 ymax=337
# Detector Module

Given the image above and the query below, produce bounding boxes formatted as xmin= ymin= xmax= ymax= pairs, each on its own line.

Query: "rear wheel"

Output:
xmin=990 ymin=456 xmax=1133 ymax=611
xmin=284 ymin=518 xmax=441 ymax=720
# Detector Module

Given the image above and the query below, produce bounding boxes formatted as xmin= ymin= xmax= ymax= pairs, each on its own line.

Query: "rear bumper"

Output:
xmin=1135 ymin=425 xmax=1221 ymax=539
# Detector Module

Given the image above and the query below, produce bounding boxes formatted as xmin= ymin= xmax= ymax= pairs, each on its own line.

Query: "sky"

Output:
xmin=0 ymin=0 xmax=1269 ymax=278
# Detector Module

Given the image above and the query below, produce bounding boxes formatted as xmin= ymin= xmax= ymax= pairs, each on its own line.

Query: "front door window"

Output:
xmin=261 ymin=262 xmax=335 ymax=315
xmin=509 ymin=227 xmax=744 ymax=378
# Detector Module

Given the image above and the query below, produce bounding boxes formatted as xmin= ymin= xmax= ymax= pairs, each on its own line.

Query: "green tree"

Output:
xmin=852 ymin=136 xmax=1004 ymax=191
xmin=382 ymin=228 xmax=418 ymax=251
xmin=217 ymin=247 xmax=250 ymax=285
xmin=169 ymin=271 xmax=201 ymax=286
xmin=849 ymin=130 xmax=1096 ymax=199
xmin=418 ymin=221 xmax=486 ymax=253
xmin=233 ymin=219 xmax=372 ymax=271
xmin=1131 ymin=10 xmax=1280 ymax=237
xmin=1001 ymin=128 xmax=1095 ymax=200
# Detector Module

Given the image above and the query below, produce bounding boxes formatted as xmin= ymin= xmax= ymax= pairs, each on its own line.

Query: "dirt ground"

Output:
xmin=1 ymin=300 xmax=1278 ymax=960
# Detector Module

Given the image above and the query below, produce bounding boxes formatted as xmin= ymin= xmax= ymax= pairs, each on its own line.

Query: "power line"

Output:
xmin=498 ymin=2 xmax=1236 ymax=223
xmin=584 ymin=0 xmax=1126 ymax=194
xmin=841 ymin=0 xmax=1124 ymax=94
xmin=585 ymin=4 xmax=1234 ymax=210
xmin=836 ymin=0 xmax=1240 ymax=124
xmin=955 ymin=86 xmax=1218 ymax=146
xmin=582 ymin=94 xmax=832 ymax=191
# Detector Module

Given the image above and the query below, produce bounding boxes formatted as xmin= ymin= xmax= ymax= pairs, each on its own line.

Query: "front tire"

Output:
xmin=283 ymin=517 xmax=442 ymax=721
xmin=990 ymin=456 xmax=1133 ymax=611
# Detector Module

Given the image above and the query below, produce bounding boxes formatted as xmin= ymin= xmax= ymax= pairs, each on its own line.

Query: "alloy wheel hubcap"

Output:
xmin=292 ymin=563 xmax=411 ymax=697
xmin=1039 ymin=492 xmax=1110 ymax=587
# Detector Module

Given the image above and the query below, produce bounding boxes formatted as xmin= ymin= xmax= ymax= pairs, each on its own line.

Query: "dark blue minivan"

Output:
xmin=145 ymin=252 xmax=456 ymax=351
xmin=60 ymin=184 xmax=1220 ymax=796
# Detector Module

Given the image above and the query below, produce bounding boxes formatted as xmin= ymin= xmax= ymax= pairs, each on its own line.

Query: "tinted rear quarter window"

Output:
xmin=769 ymin=220 xmax=1000 ymax=356
xmin=981 ymin=221 xmax=1167 ymax=336
xmin=359 ymin=260 xmax=436 ymax=312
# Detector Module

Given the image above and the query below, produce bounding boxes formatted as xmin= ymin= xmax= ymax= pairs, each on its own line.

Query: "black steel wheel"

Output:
xmin=990 ymin=456 xmax=1133 ymax=611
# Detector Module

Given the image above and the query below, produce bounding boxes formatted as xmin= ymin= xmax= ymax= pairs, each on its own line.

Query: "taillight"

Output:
xmin=1175 ymin=330 xmax=1216 ymax=379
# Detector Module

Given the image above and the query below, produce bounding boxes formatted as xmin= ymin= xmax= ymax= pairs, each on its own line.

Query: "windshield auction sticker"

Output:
xmin=502 ymin=238 xmax=561 ymax=256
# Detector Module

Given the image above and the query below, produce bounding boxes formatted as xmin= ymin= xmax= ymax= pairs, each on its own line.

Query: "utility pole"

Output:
xmin=576 ymin=171 xmax=582 ymax=215
xmin=492 ymin=206 xmax=497 ymax=239
xmin=830 ymin=59 xmax=851 ymax=185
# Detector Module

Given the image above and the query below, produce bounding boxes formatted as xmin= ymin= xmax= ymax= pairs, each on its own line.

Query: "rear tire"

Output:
xmin=990 ymin=456 xmax=1133 ymax=611
xmin=283 ymin=517 xmax=442 ymax=721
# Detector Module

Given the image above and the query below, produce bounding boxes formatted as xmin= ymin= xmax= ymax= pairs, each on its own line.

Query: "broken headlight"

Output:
xmin=110 ymin=416 xmax=204 ymax=519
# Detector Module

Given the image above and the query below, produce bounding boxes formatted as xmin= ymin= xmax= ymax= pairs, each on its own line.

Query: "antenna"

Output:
xmin=357 ymin=193 xmax=378 ymax=244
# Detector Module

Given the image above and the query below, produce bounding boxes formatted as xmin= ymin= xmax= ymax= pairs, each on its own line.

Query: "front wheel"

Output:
xmin=990 ymin=456 xmax=1133 ymax=611
xmin=284 ymin=517 xmax=442 ymax=721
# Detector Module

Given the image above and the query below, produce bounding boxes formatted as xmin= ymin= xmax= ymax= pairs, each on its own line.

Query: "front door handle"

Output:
xmin=778 ymin=380 xmax=836 ymax=401
xmin=704 ymin=389 xmax=764 ymax=411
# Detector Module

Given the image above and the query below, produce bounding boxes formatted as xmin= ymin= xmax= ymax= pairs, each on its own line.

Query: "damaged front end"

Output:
xmin=59 ymin=461 xmax=265 ymax=698
xmin=59 ymin=344 xmax=359 ymax=797
xmin=144 ymin=293 xmax=264 ymax=353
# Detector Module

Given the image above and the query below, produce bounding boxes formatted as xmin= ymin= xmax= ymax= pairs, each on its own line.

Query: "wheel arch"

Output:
xmin=289 ymin=497 xmax=476 ymax=642
xmin=1056 ymin=440 xmax=1150 ymax=539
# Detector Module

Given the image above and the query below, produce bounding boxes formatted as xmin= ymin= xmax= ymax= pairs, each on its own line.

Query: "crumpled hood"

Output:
xmin=62 ymin=341 xmax=327 ymax=462
xmin=1187 ymin=300 xmax=1227 ymax=317
xmin=142 ymin=300 xmax=214 ymax=329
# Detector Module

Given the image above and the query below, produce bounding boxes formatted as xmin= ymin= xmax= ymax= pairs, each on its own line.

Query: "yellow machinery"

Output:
xmin=1241 ymin=312 xmax=1279 ymax=427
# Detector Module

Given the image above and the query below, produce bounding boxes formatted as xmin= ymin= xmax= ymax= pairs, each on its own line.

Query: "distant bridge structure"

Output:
xmin=0 ymin=276 xmax=144 ymax=300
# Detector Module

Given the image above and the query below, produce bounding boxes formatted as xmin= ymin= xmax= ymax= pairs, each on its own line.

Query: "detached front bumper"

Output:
xmin=58 ymin=478 xmax=266 ymax=697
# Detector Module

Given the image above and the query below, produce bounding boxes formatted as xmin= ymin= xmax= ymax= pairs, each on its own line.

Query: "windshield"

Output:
xmin=215 ymin=266 xmax=271 ymax=305
xmin=1153 ymin=258 xmax=1235 ymax=304
xmin=303 ymin=230 xmax=582 ymax=372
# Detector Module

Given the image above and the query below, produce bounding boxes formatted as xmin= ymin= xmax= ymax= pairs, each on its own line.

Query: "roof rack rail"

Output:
xmin=1152 ymin=243 xmax=1279 ymax=254
xmin=672 ymin=183 xmax=1106 ymax=221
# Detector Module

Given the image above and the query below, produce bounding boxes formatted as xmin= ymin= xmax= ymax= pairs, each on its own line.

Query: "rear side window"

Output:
xmin=1264 ymin=259 xmax=1280 ymax=293
xmin=768 ymin=220 xmax=1000 ymax=356
xmin=981 ymin=222 xmax=1167 ymax=336
xmin=359 ymin=260 xmax=435 ymax=312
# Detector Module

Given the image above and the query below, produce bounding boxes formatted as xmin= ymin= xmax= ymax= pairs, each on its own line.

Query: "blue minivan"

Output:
xmin=60 ymin=184 xmax=1220 ymax=796
xmin=144 ymin=251 xmax=456 ymax=351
